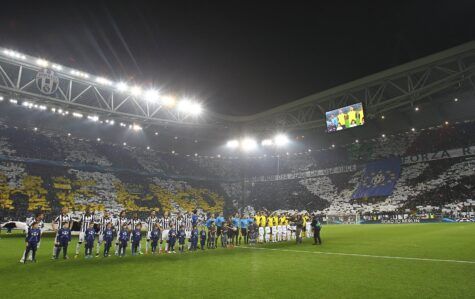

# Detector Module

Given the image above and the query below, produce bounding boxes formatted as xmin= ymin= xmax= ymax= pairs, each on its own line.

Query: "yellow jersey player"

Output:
xmin=266 ymin=216 xmax=273 ymax=243
xmin=259 ymin=214 xmax=266 ymax=243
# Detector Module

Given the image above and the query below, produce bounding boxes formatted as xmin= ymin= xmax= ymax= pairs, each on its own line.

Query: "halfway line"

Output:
xmin=237 ymin=246 xmax=475 ymax=265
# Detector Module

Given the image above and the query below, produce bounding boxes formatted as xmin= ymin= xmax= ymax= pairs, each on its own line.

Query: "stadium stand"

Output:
xmin=0 ymin=119 xmax=474 ymax=221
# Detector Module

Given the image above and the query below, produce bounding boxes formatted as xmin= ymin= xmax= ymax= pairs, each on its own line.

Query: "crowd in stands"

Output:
xmin=0 ymin=120 xmax=474 ymax=222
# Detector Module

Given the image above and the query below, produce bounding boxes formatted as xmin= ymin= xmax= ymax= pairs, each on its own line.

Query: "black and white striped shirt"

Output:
xmin=146 ymin=216 xmax=158 ymax=232
xmin=170 ymin=216 xmax=178 ymax=229
xmin=160 ymin=217 xmax=170 ymax=230
xmin=80 ymin=214 xmax=94 ymax=232
xmin=100 ymin=217 xmax=113 ymax=233
xmin=116 ymin=217 xmax=129 ymax=232
xmin=184 ymin=214 xmax=193 ymax=229
xmin=53 ymin=214 xmax=71 ymax=230
xmin=130 ymin=218 xmax=142 ymax=230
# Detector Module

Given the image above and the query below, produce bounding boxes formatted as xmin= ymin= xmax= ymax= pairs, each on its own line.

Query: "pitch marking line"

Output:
xmin=238 ymin=246 xmax=475 ymax=265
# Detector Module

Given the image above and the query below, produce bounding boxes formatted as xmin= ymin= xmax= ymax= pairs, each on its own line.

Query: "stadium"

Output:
xmin=0 ymin=2 xmax=474 ymax=299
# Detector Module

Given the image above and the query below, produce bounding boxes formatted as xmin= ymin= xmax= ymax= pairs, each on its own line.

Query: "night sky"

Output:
xmin=0 ymin=1 xmax=473 ymax=116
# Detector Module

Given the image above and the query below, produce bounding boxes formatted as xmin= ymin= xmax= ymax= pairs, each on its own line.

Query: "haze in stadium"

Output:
xmin=0 ymin=1 xmax=474 ymax=299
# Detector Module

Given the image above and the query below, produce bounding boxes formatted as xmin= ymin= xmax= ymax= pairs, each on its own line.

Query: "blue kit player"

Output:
xmin=150 ymin=223 xmax=161 ymax=255
xmin=55 ymin=222 xmax=71 ymax=259
xmin=84 ymin=223 xmax=96 ymax=258
xmin=200 ymin=226 xmax=207 ymax=250
xmin=178 ymin=225 xmax=186 ymax=253
xmin=21 ymin=222 xmax=41 ymax=263
xmin=131 ymin=223 xmax=142 ymax=256
xmin=118 ymin=224 xmax=130 ymax=257
xmin=168 ymin=224 xmax=177 ymax=253
xmin=102 ymin=222 xmax=115 ymax=257
xmin=190 ymin=225 xmax=199 ymax=251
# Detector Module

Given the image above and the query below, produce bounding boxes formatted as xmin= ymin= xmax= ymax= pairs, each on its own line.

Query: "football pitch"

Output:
xmin=1 ymin=223 xmax=474 ymax=298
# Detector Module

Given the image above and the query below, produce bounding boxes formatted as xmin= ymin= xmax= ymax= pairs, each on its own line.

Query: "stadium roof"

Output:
xmin=0 ymin=41 xmax=474 ymax=134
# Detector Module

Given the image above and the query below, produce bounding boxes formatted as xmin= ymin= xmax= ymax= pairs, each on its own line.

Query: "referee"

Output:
xmin=311 ymin=216 xmax=322 ymax=245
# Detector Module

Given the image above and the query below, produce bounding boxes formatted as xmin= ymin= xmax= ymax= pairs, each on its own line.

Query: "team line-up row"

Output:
xmin=20 ymin=207 xmax=323 ymax=263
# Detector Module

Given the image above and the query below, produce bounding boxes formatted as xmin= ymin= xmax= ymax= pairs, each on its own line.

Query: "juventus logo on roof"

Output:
xmin=36 ymin=68 xmax=59 ymax=95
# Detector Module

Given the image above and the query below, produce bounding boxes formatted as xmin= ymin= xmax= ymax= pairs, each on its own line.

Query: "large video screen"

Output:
xmin=325 ymin=103 xmax=364 ymax=132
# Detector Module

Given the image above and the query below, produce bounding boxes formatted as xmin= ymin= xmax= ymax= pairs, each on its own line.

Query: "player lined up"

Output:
xmin=20 ymin=208 xmax=321 ymax=263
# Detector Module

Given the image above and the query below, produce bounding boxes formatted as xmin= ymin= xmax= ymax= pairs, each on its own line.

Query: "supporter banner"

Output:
xmin=248 ymin=145 xmax=475 ymax=182
xmin=401 ymin=145 xmax=475 ymax=164
xmin=351 ymin=157 xmax=401 ymax=199
xmin=246 ymin=164 xmax=359 ymax=183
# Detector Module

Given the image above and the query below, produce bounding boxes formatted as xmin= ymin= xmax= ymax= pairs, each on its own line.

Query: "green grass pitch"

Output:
xmin=1 ymin=223 xmax=474 ymax=298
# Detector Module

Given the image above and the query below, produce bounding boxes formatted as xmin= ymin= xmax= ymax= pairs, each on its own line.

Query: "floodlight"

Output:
xmin=116 ymin=82 xmax=128 ymax=92
xmin=36 ymin=59 xmax=48 ymax=67
xmin=274 ymin=134 xmax=289 ymax=146
xmin=261 ymin=139 xmax=273 ymax=146
xmin=226 ymin=140 xmax=239 ymax=149
xmin=145 ymin=89 xmax=160 ymax=102
xmin=130 ymin=86 xmax=142 ymax=96
xmin=241 ymin=138 xmax=257 ymax=151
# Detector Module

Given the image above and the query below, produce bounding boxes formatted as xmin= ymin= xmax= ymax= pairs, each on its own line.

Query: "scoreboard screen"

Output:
xmin=325 ymin=103 xmax=364 ymax=132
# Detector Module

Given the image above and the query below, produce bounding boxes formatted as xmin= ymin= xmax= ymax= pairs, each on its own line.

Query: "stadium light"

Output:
xmin=96 ymin=77 xmax=112 ymax=85
xmin=36 ymin=59 xmax=48 ymax=67
xmin=454 ymin=98 xmax=458 ymax=102
xmin=52 ymin=64 xmax=62 ymax=71
xmin=67 ymin=133 xmax=71 ymax=137
xmin=308 ymin=149 xmax=312 ymax=152
xmin=33 ymin=127 xmax=38 ymax=131
xmin=145 ymin=89 xmax=160 ymax=102
xmin=355 ymin=139 xmax=359 ymax=143
xmin=3 ymin=49 xmax=26 ymax=60
xmin=9 ymin=99 xmax=17 ymax=104
xmin=116 ymin=82 xmax=128 ymax=92
xmin=87 ymin=115 xmax=99 ymax=122
xmin=72 ymin=112 xmax=83 ymax=118
xmin=96 ymin=138 xmax=101 ymax=142
xmin=444 ymin=121 xmax=449 ymax=125
xmin=0 ymin=96 xmax=3 ymax=101
xmin=241 ymin=138 xmax=257 ymax=152
xmin=261 ymin=139 xmax=273 ymax=146
xmin=274 ymin=134 xmax=289 ymax=147
xmin=177 ymin=99 xmax=203 ymax=115
xmin=331 ymin=144 xmax=335 ymax=148
xmin=131 ymin=124 xmax=142 ymax=131
xmin=414 ymin=107 xmax=419 ymax=112
xmin=131 ymin=86 xmax=142 ymax=96
xmin=123 ymin=142 xmax=127 ymax=146
xmin=146 ymin=146 xmax=150 ymax=150
xmin=411 ymin=128 xmax=416 ymax=132
xmin=381 ymin=115 xmax=385 ymax=119
xmin=119 ymin=122 xmax=126 ymax=127
xmin=161 ymin=95 xmax=176 ymax=107
xmin=381 ymin=134 xmax=386 ymax=138
xmin=226 ymin=139 xmax=239 ymax=149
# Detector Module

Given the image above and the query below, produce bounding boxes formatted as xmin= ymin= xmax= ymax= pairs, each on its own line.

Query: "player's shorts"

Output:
xmin=162 ymin=229 xmax=170 ymax=241
xmin=277 ymin=225 xmax=282 ymax=233
xmin=217 ymin=226 xmax=222 ymax=236
xmin=258 ymin=227 xmax=264 ymax=237
xmin=241 ymin=228 xmax=247 ymax=236
xmin=265 ymin=227 xmax=271 ymax=234
xmin=147 ymin=231 xmax=152 ymax=241
xmin=78 ymin=231 xmax=85 ymax=243
xmin=272 ymin=226 xmax=277 ymax=234
xmin=98 ymin=234 xmax=104 ymax=243
xmin=185 ymin=230 xmax=191 ymax=239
